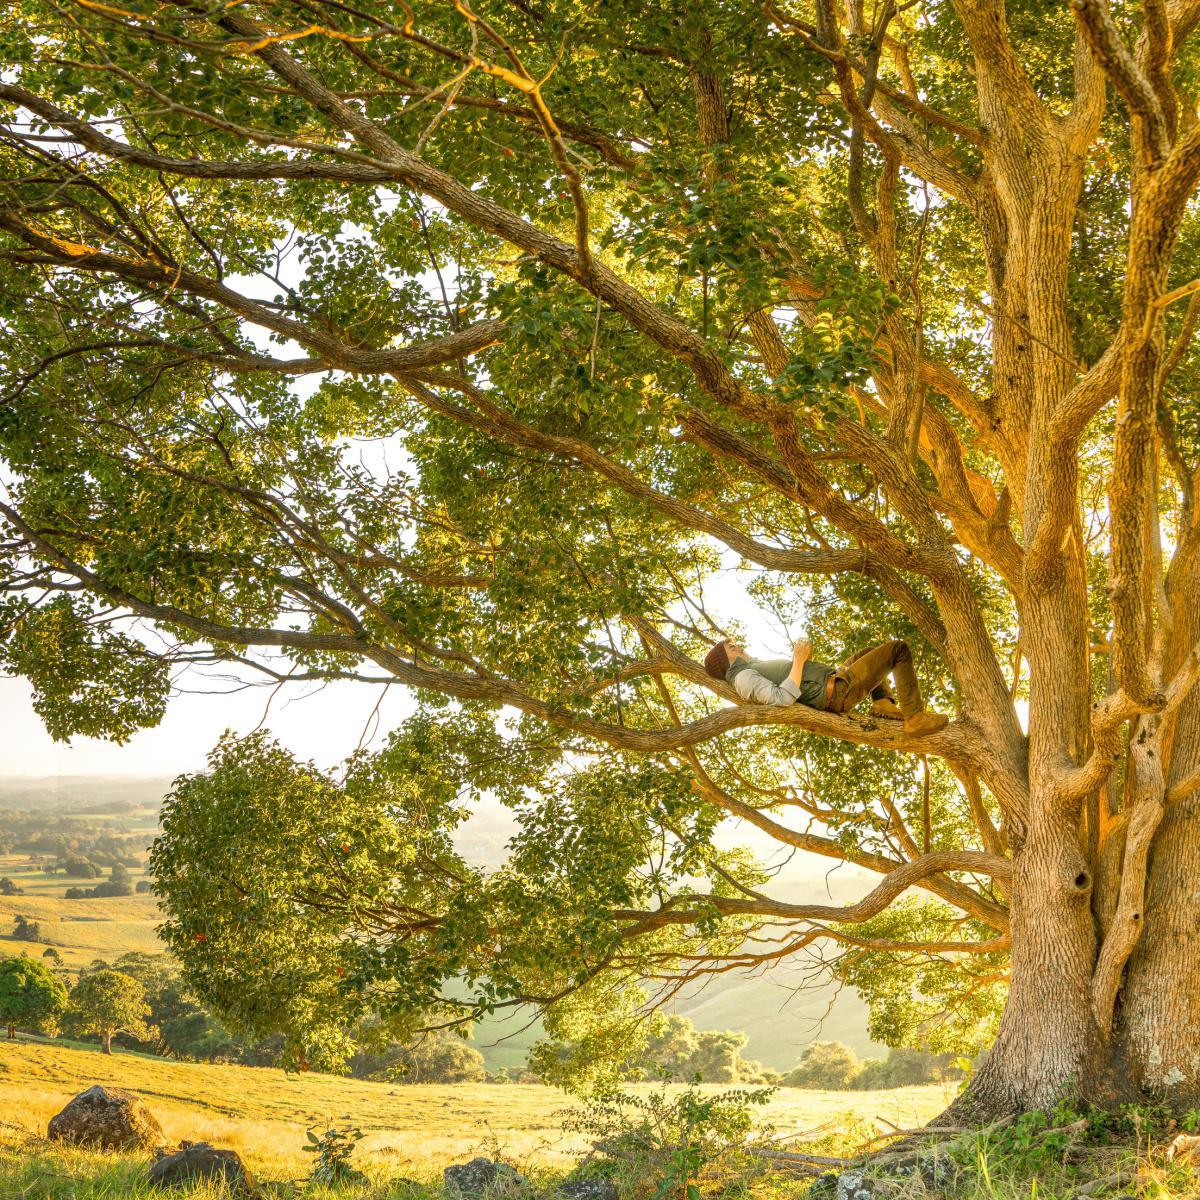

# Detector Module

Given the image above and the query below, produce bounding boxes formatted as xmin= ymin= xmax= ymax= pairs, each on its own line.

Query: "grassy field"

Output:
xmin=0 ymin=1038 xmax=956 ymax=1180
xmin=0 ymin=858 xmax=161 ymax=971
xmin=4 ymin=1040 xmax=1197 ymax=1200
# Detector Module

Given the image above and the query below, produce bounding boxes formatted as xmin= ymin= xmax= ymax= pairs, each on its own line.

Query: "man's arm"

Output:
xmin=732 ymin=641 xmax=814 ymax=706
xmin=732 ymin=668 xmax=800 ymax=705
xmin=791 ymin=638 xmax=813 ymax=683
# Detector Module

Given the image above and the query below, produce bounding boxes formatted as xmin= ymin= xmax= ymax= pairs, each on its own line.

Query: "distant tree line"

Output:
xmin=64 ymin=863 xmax=138 ymax=900
xmin=535 ymin=1012 xmax=957 ymax=1091
xmin=781 ymin=1041 xmax=958 ymax=1090
xmin=0 ymin=949 xmax=494 ymax=1081
xmin=0 ymin=807 xmax=147 ymax=874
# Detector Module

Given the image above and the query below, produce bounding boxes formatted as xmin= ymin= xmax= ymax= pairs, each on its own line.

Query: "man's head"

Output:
xmin=703 ymin=639 xmax=745 ymax=681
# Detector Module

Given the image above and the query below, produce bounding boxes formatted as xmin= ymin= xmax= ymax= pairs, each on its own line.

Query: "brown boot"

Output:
xmin=904 ymin=710 xmax=948 ymax=736
xmin=870 ymin=698 xmax=904 ymax=720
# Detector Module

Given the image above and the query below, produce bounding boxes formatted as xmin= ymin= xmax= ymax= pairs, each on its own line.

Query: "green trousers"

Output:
xmin=827 ymin=639 xmax=925 ymax=718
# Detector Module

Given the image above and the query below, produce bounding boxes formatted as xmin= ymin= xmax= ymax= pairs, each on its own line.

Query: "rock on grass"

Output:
xmin=148 ymin=1141 xmax=256 ymax=1194
xmin=47 ymin=1085 xmax=164 ymax=1152
xmin=444 ymin=1157 xmax=528 ymax=1196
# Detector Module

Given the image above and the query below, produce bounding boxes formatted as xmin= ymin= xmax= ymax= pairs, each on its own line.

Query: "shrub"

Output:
xmin=60 ymin=856 xmax=103 ymax=879
xmin=782 ymin=1042 xmax=861 ymax=1090
xmin=304 ymin=1123 xmax=366 ymax=1185
xmin=11 ymin=915 xmax=40 ymax=942
xmin=351 ymin=1028 xmax=487 ymax=1083
xmin=567 ymin=1082 xmax=774 ymax=1200
xmin=65 ymin=968 xmax=155 ymax=1054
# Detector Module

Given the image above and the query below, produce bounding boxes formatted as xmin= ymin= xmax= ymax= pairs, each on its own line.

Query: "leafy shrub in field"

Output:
xmin=781 ymin=1043 xmax=860 ymax=1090
xmin=65 ymin=864 xmax=135 ymax=900
xmin=350 ymin=1028 xmax=487 ymax=1084
xmin=851 ymin=1047 xmax=957 ymax=1089
xmin=304 ymin=1122 xmax=367 ymax=1186
xmin=11 ymin=914 xmax=40 ymax=942
xmin=0 ymin=878 xmax=22 ymax=896
xmin=60 ymin=856 xmax=103 ymax=879
xmin=566 ymin=1083 xmax=773 ymax=1200
xmin=65 ymin=968 xmax=155 ymax=1054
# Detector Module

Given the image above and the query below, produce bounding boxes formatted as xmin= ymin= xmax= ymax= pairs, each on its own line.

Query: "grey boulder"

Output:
xmin=148 ymin=1141 xmax=256 ymax=1193
xmin=559 ymin=1179 xmax=618 ymax=1200
xmin=835 ymin=1170 xmax=875 ymax=1200
xmin=47 ymin=1085 xmax=164 ymax=1151
xmin=444 ymin=1157 xmax=527 ymax=1196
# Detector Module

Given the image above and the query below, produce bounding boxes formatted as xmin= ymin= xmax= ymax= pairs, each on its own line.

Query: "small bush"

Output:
xmin=566 ymin=1082 xmax=774 ymax=1200
xmin=304 ymin=1122 xmax=367 ymax=1186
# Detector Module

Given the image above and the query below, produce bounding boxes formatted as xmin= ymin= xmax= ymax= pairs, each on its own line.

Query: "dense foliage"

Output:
xmin=6 ymin=0 xmax=1200 ymax=1115
xmin=64 ymin=968 xmax=155 ymax=1055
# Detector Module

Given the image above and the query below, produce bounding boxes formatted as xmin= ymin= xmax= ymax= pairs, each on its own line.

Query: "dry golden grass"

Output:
xmin=0 ymin=1039 xmax=957 ymax=1178
xmin=0 ymin=861 xmax=162 ymax=971
xmin=0 ymin=895 xmax=161 ymax=962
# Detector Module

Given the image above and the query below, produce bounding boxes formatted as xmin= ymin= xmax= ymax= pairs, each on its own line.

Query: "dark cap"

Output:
xmin=703 ymin=641 xmax=731 ymax=681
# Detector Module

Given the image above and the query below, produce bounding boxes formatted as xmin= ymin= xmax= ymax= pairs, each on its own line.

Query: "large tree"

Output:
xmin=3 ymin=0 xmax=1200 ymax=1119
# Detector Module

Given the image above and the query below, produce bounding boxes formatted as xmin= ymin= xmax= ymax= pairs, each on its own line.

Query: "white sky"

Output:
xmin=0 ymin=671 xmax=416 ymax=778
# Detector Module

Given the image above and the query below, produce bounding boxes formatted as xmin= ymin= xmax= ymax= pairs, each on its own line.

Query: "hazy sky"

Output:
xmin=1 ymin=554 xmax=804 ymax=781
xmin=0 ymin=669 xmax=417 ymax=779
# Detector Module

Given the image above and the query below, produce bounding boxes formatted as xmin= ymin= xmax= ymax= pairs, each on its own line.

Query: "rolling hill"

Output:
xmin=0 ymin=1038 xmax=956 ymax=1178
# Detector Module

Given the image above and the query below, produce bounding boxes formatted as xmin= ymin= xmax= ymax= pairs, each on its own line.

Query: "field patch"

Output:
xmin=0 ymin=1039 xmax=956 ymax=1178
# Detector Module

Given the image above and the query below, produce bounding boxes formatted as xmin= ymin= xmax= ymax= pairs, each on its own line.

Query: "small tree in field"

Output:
xmin=67 ymin=969 xmax=154 ymax=1055
xmin=0 ymin=956 xmax=68 ymax=1040
xmin=0 ymin=879 xmax=22 ymax=897
xmin=783 ymin=1042 xmax=862 ymax=1090
xmin=11 ymin=915 xmax=40 ymax=944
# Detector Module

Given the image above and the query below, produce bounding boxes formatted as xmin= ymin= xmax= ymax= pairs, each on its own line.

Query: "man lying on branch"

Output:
xmin=703 ymin=637 xmax=949 ymax=737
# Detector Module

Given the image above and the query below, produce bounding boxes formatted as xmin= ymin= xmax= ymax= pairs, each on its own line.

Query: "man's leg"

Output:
xmin=841 ymin=645 xmax=896 ymax=704
xmin=833 ymin=640 xmax=924 ymax=717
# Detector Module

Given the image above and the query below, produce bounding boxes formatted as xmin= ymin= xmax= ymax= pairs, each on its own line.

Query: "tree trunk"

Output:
xmin=5 ymin=1024 xmax=12 ymax=1040
xmin=1119 ymin=790 xmax=1200 ymax=1103
xmin=101 ymin=1031 xmax=112 ymax=1055
xmin=946 ymin=801 xmax=1101 ymax=1119
xmin=1119 ymin=631 xmax=1200 ymax=1103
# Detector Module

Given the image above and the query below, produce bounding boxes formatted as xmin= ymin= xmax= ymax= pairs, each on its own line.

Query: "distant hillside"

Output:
xmin=0 ymin=775 xmax=885 ymax=1068
xmin=0 ymin=775 xmax=174 ymax=813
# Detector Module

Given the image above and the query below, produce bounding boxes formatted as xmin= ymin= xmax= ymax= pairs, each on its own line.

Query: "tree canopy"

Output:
xmin=0 ymin=955 xmax=68 ymax=1040
xmin=66 ymin=968 xmax=155 ymax=1054
xmin=4 ymin=0 xmax=1200 ymax=1116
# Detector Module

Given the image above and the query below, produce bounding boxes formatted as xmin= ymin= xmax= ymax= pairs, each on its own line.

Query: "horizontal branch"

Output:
xmin=0 ymin=499 xmax=987 ymax=762
xmin=0 ymin=209 xmax=504 ymax=372
xmin=684 ymin=759 xmax=1010 ymax=930
xmin=612 ymin=850 xmax=1012 ymax=930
